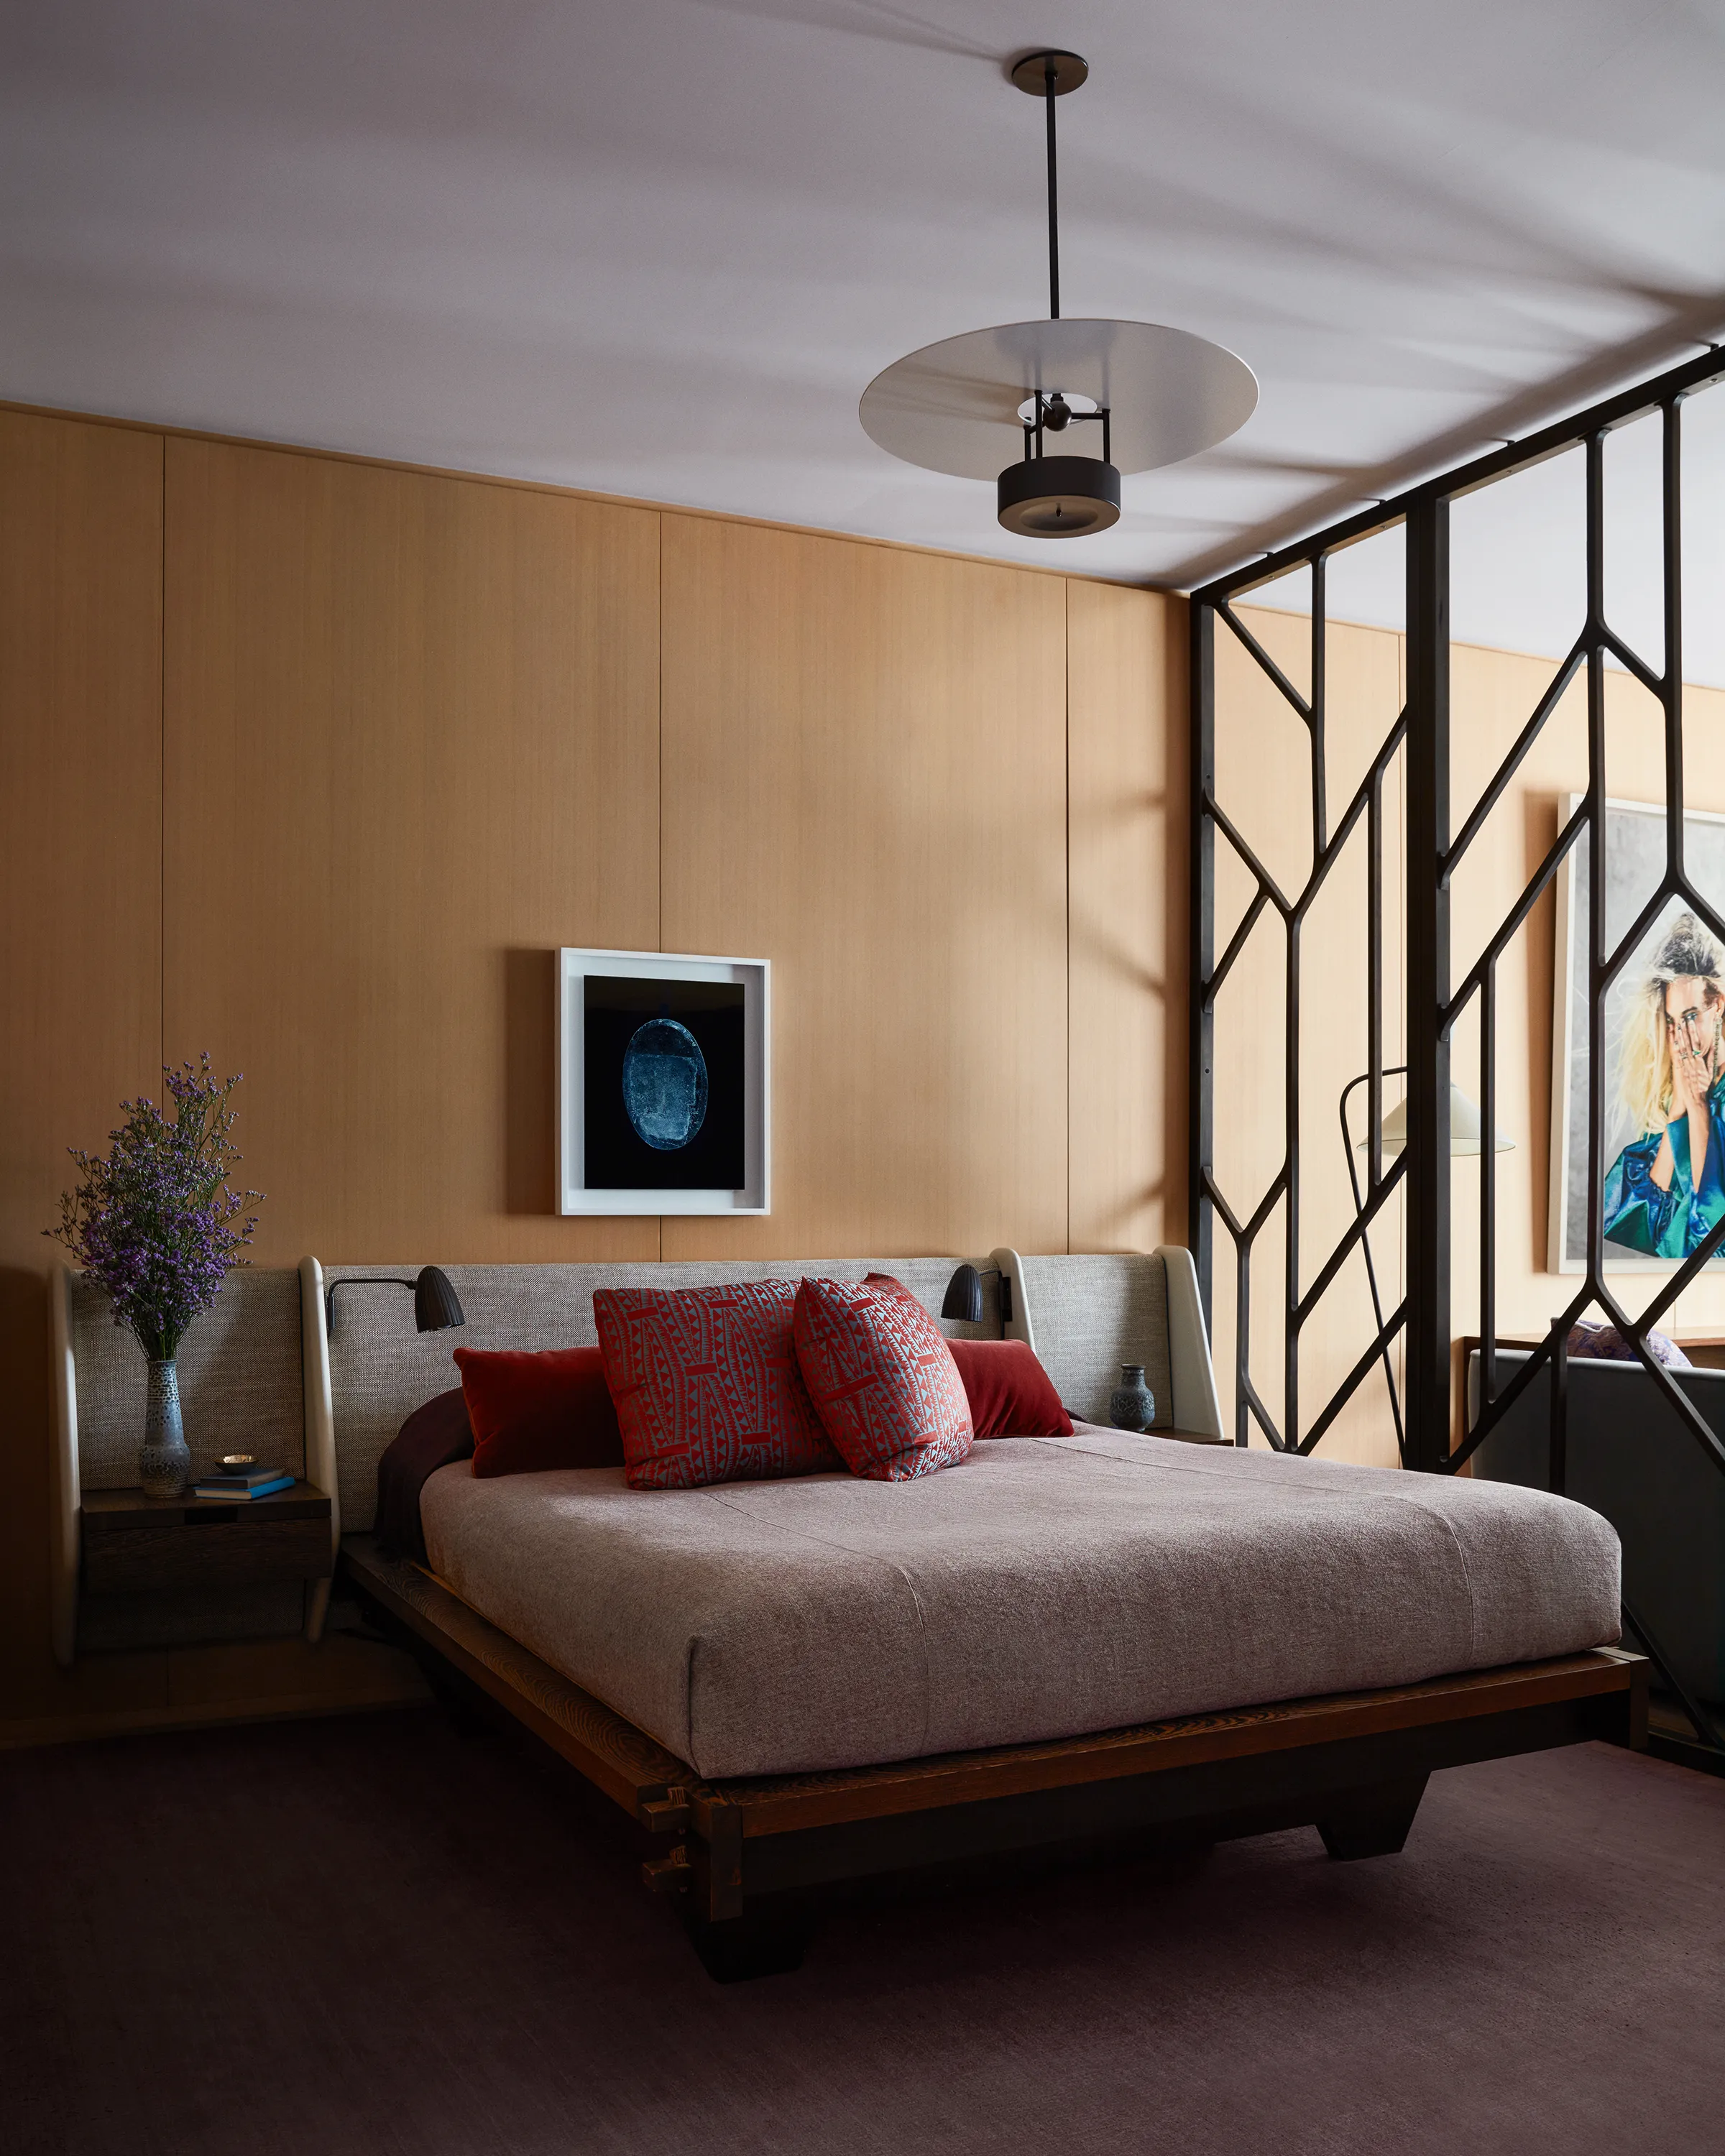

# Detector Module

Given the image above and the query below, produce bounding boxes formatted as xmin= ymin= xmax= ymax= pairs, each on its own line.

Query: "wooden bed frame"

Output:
xmin=341 ymin=1534 xmax=1648 ymax=1981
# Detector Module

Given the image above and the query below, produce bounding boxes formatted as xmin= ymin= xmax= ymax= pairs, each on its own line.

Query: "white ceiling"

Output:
xmin=1248 ymin=382 xmax=1725 ymax=686
xmin=5 ymin=0 xmax=1725 ymax=602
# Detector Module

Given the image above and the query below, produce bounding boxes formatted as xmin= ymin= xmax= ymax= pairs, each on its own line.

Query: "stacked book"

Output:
xmin=191 ymin=1463 xmax=296 ymax=1501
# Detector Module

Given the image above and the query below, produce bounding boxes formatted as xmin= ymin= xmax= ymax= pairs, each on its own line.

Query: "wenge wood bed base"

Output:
xmin=340 ymin=1534 xmax=1647 ymax=1981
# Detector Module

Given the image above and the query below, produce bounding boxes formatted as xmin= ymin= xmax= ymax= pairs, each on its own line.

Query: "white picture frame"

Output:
xmin=556 ymin=948 xmax=770 ymax=1216
xmin=1547 ymin=793 xmax=1725 ymax=1273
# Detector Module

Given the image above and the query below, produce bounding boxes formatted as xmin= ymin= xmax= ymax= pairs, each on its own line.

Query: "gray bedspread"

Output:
xmin=418 ymin=1427 xmax=1621 ymax=1778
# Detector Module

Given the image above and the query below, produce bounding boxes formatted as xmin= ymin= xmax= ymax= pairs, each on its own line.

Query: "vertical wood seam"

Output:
xmin=658 ymin=510 xmax=665 ymax=1264
xmin=158 ymin=432 xmax=167 ymax=1079
xmin=1064 ymin=578 xmax=1072 ymax=1255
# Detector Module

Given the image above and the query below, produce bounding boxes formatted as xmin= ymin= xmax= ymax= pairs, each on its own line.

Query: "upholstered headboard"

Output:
xmin=63 ymin=1271 xmax=306 ymax=1488
xmin=50 ymin=1244 xmax=1222 ymax=1666
xmin=50 ymin=1265 xmax=316 ymax=1662
xmin=316 ymin=1256 xmax=1006 ymax=1537
xmin=993 ymin=1245 xmax=1221 ymax=1436
xmin=316 ymin=1245 xmax=1223 ymax=1538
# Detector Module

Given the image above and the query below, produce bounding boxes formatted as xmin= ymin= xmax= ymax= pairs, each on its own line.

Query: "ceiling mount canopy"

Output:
xmin=860 ymin=48 xmax=1257 ymax=540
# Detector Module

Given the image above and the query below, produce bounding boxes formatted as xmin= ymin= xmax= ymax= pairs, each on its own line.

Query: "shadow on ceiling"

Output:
xmin=1167 ymin=287 xmax=1725 ymax=592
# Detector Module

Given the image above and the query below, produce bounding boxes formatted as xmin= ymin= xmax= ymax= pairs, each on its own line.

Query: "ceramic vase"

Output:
xmin=1109 ymin=1362 xmax=1156 ymax=1433
xmin=140 ymin=1357 xmax=191 ymax=1497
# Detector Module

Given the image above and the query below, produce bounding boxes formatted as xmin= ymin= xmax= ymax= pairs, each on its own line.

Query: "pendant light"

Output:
xmin=860 ymin=50 xmax=1257 ymax=538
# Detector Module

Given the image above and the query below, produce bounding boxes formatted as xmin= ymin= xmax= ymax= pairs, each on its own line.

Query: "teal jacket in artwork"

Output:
xmin=1603 ymin=1071 xmax=1725 ymax=1258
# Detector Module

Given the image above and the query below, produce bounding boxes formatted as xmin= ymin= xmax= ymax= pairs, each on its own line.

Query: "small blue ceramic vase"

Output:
xmin=1109 ymin=1363 xmax=1155 ymax=1433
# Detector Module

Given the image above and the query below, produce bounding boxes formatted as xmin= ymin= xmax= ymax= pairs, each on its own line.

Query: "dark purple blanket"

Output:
xmin=375 ymin=1386 xmax=474 ymax=1564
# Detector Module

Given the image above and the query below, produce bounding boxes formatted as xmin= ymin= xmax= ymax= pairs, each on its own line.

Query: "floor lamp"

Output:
xmin=1339 ymin=1067 xmax=1514 ymax=1464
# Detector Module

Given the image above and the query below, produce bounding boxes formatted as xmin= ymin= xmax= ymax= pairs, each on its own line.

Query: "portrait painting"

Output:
xmin=1550 ymin=796 xmax=1725 ymax=1271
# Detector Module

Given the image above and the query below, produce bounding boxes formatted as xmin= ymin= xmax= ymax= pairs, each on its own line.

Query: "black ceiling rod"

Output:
xmin=1044 ymin=57 xmax=1060 ymax=320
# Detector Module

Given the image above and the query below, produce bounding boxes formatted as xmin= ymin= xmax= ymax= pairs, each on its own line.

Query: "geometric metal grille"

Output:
xmin=1187 ymin=563 xmax=1410 ymax=1463
xmin=1190 ymin=344 xmax=1725 ymax=1766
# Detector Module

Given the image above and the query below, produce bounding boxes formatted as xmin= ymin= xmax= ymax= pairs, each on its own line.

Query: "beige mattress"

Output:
xmin=417 ymin=1427 xmax=1621 ymax=1779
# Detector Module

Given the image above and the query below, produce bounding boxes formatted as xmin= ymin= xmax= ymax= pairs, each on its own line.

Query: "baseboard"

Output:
xmin=0 ymin=1674 xmax=429 ymax=1751
xmin=1645 ymin=1728 xmax=1725 ymax=1779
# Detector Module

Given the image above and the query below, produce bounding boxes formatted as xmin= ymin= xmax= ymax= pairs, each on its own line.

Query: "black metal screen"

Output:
xmin=1190 ymin=344 xmax=1725 ymax=1769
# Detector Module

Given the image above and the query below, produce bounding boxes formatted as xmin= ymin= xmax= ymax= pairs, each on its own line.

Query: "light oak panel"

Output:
xmin=0 ymin=412 xmax=166 ymax=1721
xmin=162 ymin=439 xmax=662 ymax=1266
xmin=658 ymin=515 xmax=1070 ymax=1260
xmin=1067 ymin=581 xmax=1187 ymax=1252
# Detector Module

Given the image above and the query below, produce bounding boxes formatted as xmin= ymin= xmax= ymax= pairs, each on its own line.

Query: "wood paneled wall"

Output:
xmin=1067 ymin=579 xmax=1188 ymax=1251
xmin=0 ymin=406 xmax=1185 ymax=1738
xmin=1 ymin=415 xmax=167 ymax=1733
xmin=658 ymin=515 xmax=1071 ymax=1260
xmin=163 ymin=439 xmax=663 ymax=1263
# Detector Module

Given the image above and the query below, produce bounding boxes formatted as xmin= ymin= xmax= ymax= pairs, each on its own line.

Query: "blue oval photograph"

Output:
xmin=620 ymin=1018 xmax=709 ymax=1151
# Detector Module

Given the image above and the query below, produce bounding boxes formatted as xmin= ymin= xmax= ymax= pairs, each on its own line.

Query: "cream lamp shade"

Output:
xmin=1368 ymin=1084 xmax=1514 ymax=1159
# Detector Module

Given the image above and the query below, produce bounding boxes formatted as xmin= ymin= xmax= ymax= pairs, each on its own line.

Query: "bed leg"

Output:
xmin=678 ymin=1800 xmax=811 ymax=1979
xmin=1316 ymin=1774 xmax=1429 ymax=1860
xmin=681 ymin=1899 xmax=811 ymax=1984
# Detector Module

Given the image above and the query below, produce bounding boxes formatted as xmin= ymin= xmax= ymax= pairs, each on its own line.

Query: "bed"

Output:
xmin=316 ymin=1250 xmax=1644 ymax=1979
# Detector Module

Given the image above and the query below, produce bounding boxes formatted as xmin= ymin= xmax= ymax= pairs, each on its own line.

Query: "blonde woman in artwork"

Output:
xmin=1603 ymin=911 xmax=1725 ymax=1258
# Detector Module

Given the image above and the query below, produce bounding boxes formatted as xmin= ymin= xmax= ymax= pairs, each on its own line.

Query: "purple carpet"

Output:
xmin=2 ymin=1706 xmax=1719 ymax=2156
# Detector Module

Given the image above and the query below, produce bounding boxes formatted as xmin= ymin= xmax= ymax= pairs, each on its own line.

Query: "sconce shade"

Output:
xmin=326 ymin=1266 xmax=467 ymax=1338
xmin=1371 ymin=1085 xmax=1514 ymax=1158
xmin=941 ymin=1263 xmax=985 ymax=1323
xmin=413 ymin=1265 xmax=466 ymax=1332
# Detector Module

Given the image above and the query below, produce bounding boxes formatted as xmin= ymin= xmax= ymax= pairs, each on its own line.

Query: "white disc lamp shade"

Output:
xmin=1368 ymin=1086 xmax=1515 ymax=1159
xmin=859 ymin=50 xmax=1257 ymax=538
xmin=860 ymin=316 xmax=1259 ymax=482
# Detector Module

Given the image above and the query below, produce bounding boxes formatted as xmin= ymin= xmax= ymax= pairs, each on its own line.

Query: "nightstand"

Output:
xmin=80 ymin=1483 xmax=334 ymax=1596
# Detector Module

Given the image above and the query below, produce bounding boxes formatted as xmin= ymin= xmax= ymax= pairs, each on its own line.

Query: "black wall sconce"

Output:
xmin=942 ymin=1263 xmax=1012 ymax=1325
xmin=941 ymin=1263 xmax=984 ymax=1323
xmin=324 ymin=1265 xmax=467 ymax=1340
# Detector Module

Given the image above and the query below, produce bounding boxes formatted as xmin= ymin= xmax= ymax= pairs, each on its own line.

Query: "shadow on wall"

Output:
xmin=1066 ymin=782 xmax=1174 ymax=1247
xmin=505 ymin=948 xmax=558 ymax=1217
xmin=0 ymin=1266 xmax=56 ymax=1713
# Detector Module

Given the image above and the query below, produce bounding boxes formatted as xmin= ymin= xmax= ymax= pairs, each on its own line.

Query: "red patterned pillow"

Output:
xmin=793 ymin=1276 xmax=974 ymax=1482
xmin=592 ymin=1281 xmax=842 ymax=1491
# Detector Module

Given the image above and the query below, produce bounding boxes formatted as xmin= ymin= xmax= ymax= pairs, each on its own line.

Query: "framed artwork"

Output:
xmin=1548 ymin=795 xmax=1725 ymax=1272
xmin=556 ymin=949 xmax=770 ymax=1215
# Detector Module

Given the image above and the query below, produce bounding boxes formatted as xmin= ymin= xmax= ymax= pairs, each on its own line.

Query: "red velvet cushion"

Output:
xmin=946 ymin=1339 xmax=1073 ymax=1437
xmin=453 ymin=1345 xmax=625 ymax=1478
xmin=593 ymin=1281 xmax=842 ymax=1491
xmin=794 ymin=1276 xmax=973 ymax=1482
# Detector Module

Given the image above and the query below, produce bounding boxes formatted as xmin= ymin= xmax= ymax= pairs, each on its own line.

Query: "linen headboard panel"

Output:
xmin=50 ymin=1266 xmax=312 ymax=1662
xmin=316 ymin=1256 xmax=1007 ymax=1536
xmin=48 ymin=1247 xmax=1218 ymax=1664
xmin=314 ymin=1246 xmax=1223 ymax=1539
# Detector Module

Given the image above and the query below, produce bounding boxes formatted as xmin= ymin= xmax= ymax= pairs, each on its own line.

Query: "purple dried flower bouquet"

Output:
xmin=49 ymin=1056 xmax=263 ymax=1493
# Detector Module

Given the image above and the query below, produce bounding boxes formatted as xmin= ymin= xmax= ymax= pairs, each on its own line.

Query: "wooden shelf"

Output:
xmin=82 ymin=1482 xmax=333 ymax=1595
